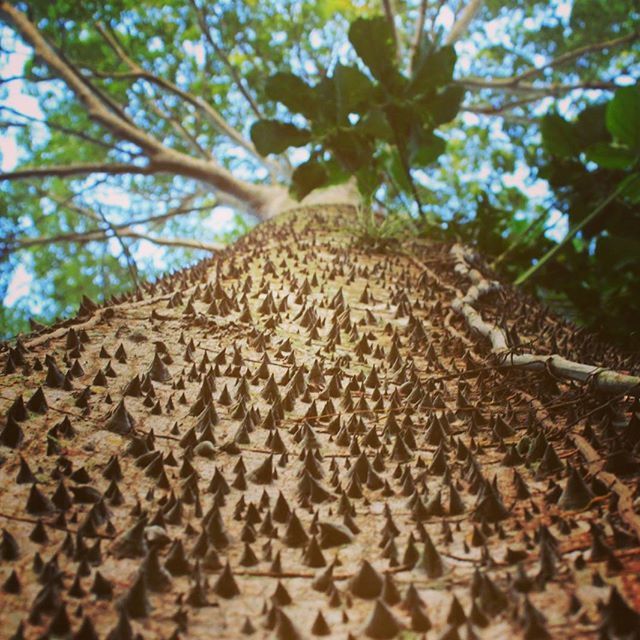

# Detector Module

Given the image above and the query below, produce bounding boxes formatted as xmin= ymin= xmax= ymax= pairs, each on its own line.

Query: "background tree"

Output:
xmin=1 ymin=0 xmax=639 ymax=345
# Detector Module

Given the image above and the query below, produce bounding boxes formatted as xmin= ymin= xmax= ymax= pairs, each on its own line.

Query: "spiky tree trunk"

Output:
xmin=1 ymin=205 xmax=639 ymax=640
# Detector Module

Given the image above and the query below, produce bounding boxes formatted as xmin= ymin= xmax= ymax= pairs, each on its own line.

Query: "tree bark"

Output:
xmin=0 ymin=204 xmax=638 ymax=639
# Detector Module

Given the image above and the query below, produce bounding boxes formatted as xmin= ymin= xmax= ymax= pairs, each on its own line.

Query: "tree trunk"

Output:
xmin=1 ymin=204 xmax=639 ymax=639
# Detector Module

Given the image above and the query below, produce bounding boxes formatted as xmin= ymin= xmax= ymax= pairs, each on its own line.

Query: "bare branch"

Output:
xmin=0 ymin=162 xmax=157 ymax=182
xmin=445 ymin=0 xmax=484 ymax=46
xmin=0 ymin=105 xmax=137 ymax=155
xmin=7 ymin=227 xmax=224 ymax=253
xmin=0 ymin=2 xmax=163 ymax=155
xmin=187 ymin=0 xmax=263 ymax=119
xmin=459 ymin=30 xmax=640 ymax=88
xmin=408 ymin=0 xmax=428 ymax=69
xmin=462 ymin=95 xmax=546 ymax=115
xmin=458 ymin=79 xmax=622 ymax=94
xmin=429 ymin=0 xmax=447 ymax=41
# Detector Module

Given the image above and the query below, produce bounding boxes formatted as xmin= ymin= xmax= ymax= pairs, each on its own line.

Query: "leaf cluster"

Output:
xmin=250 ymin=16 xmax=464 ymax=204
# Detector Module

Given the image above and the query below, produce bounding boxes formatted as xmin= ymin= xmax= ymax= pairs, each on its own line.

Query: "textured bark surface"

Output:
xmin=1 ymin=205 xmax=640 ymax=640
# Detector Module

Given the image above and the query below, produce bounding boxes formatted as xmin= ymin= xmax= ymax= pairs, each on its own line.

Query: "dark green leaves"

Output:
xmin=250 ymin=120 xmax=311 ymax=155
xmin=408 ymin=130 xmax=446 ymax=168
xmin=334 ymin=64 xmax=374 ymax=122
xmin=291 ymin=160 xmax=328 ymax=200
xmin=428 ymin=86 xmax=465 ymax=125
xmin=540 ymin=113 xmax=580 ymax=158
xmin=606 ymin=85 xmax=640 ymax=150
xmin=410 ymin=39 xmax=457 ymax=95
xmin=348 ymin=16 xmax=400 ymax=88
xmin=265 ymin=73 xmax=316 ymax=118
xmin=250 ymin=15 xmax=462 ymax=202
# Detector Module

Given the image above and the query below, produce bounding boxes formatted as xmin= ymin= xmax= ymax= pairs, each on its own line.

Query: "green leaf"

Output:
xmin=596 ymin=233 xmax=640 ymax=269
xmin=355 ymin=166 xmax=379 ymax=201
xmin=334 ymin=64 xmax=375 ymax=122
xmin=575 ymin=103 xmax=609 ymax=148
xmin=410 ymin=43 xmax=457 ymax=94
xmin=290 ymin=160 xmax=328 ymax=200
xmin=540 ymin=113 xmax=580 ymax=158
xmin=619 ymin=172 xmax=640 ymax=203
xmin=586 ymin=142 xmax=636 ymax=170
xmin=250 ymin=120 xmax=311 ymax=155
xmin=355 ymin=108 xmax=394 ymax=142
xmin=313 ymin=76 xmax=338 ymax=128
xmin=408 ymin=130 xmax=446 ymax=167
xmin=265 ymin=72 xmax=316 ymax=118
xmin=606 ymin=85 xmax=640 ymax=150
xmin=327 ymin=130 xmax=372 ymax=172
xmin=348 ymin=17 xmax=400 ymax=88
xmin=427 ymin=86 xmax=465 ymax=125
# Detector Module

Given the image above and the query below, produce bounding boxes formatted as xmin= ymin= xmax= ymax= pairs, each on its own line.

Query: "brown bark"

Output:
xmin=0 ymin=205 xmax=639 ymax=640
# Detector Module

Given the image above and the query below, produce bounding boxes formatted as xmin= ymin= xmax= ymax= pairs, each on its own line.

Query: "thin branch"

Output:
xmin=0 ymin=2 xmax=163 ymax=155
xmin=93 ymin=204 xmax=140 ymax=287
xmin=459 ymin=30 xmax=640 ymax=88
xmin=0 ymin=162 xmax=157 ymax=182
xmin=138 ymin=91 xmax=209 ymax=158
xmin=457 ymin=79 xmax=622 ymax=94
xmin=444 ymin=0 xmax=484 ymax=45
xmin=428 ymin=0 xmax=447 ymax=41
xmin=514 ymin=180 xmax=631 ymax=285
xmin=0 ymin=105 xmax=136 ymax=154
xmin=409 ymin=0 xmax=428 ymax=69
xmin=92 ymin=23 xmax=274 ymax=170
xmin=187 ymin=0 xmax=263 ymax=119
xmin=462 ymin=95 xmax=550 ymax=115
xmin=7 ymin=227 xmax=224 ymax=253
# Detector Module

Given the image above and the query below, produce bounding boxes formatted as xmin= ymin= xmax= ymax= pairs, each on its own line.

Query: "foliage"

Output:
xmin=525 ymin=84 xmax=640 ymax=345
xmin=250 ymin=16 xmax=462 ymax=208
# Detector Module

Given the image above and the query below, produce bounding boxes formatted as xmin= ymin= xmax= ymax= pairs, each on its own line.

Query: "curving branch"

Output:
xmin=0 ymin=105 xmax=137 ymax=155
xmin=457 ymin=79 xmax=622 ymax=94
xmin=382 ymin=0 xmax=400 ymax=60
xmin=408 ymin=0 xmax=428 ymax=69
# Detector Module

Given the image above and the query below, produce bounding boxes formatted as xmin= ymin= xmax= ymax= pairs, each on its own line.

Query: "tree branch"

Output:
xmin=6 ymin=227 xmax=224 ymax=253
xmin=187 ymin=0 xmax=263 ymax=119
xmin=459 ymin=30 xmax=640 ymax=88
xmin=408 ymin=0 xmax=428 ymax=70
xmin=0 ymin=3 xmax=278 ymax=216
xmin=0 ymin=106 xmax=136 ymax=155
xmin=444 ymin=0 xmax=484 ymax=46
xmin=462 ymin=95 xmax=551 ymax=115
xmin=457 ymin=79 xmax=622 ymax=93
xmin=0 ymin=2 xmax=163 ymax=155
xmin=93 ymin=23 xmax=267 ymax=165
xmin=0 ymin=162 xmax=157 ymax=182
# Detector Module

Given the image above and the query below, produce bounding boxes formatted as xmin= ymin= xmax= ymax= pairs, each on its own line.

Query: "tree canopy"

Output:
xmin=1 ymin=0 xmax=639 ymax=345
